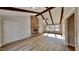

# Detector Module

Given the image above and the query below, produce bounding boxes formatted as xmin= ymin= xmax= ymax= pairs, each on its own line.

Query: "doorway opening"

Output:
xmin=67 ymin=13 xmax=75 ymax=51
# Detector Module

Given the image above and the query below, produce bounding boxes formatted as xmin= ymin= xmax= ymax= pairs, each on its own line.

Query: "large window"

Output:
xmin=46 ymin=24 xmax=60 ymax=32
xmin=46 ymin=25 xmax=55 ymax=31
xmin=55 ymin=24 xmax=60 ymax=31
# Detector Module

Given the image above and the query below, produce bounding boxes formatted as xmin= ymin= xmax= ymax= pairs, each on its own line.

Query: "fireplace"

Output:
xmin=31 ymin=16 xmax=39 ymax=36
xmin=33 ymin=29 xmax=38 ymax=34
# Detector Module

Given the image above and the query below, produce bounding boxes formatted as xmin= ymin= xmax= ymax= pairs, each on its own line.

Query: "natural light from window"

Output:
xmin=43 ymin=33 xmax=63 ymax=39
xmin=47 ymin=33 xmax=55 ymax=38
xmin=46 ymin=24 xmax=60 ymax=32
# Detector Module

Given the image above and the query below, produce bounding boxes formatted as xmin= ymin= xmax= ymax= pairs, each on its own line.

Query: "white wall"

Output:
xmin=76 ymin=7 xmax=79 ymax=50
xmin=38 ymin=16 xmax=45 ymax=33
xmin=0 ymin=16 xmax=2 ymax=47
xmin=2 ymin=16 xmax=31 ymax=45
xmin=62 ymin=7 xmax=75 ymax=46
xmin=39 ymin=18 xmax=44 ymax=33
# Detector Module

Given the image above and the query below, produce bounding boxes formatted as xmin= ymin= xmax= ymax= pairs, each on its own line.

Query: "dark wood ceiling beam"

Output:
xmin=41 ymin=14 xmax=48 ymax=25
xmin=48 ymin=10 xmax=54 ymax=24
xmin=0 ymin=7 xmax=39 ymax=14
xmin=36 ymin=7 xmax=55 ymax=16
xmin=60 ymin=7 xmax=64 ymax=24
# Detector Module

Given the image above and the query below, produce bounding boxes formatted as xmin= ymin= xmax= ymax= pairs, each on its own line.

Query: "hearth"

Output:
xmin=33 ymin=29 xmax=38 ymax=34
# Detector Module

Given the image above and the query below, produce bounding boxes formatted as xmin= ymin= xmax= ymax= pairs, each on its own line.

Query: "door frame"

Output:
xmin=67 ymin=13 xmax=75 ymax=47
xmin=65 ymin=8 xmax=77 ymax=50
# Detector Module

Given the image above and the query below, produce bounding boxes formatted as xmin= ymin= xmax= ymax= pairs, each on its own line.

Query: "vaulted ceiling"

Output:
xmin=17 ymin=7 xmax=46 ymax=12
xmin=0 ymin=7 xmax=75 ymax=25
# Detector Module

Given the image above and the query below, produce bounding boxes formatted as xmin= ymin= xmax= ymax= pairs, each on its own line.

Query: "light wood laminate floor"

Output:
xmin=0 ymin=34 xmax=75 ymax=51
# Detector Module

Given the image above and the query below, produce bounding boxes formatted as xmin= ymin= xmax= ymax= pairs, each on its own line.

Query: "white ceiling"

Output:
xmin=38 ymin=15 xmax=46 ymax=25
xmin=17 ymin=7 xmax=46 ymax=12
xmin=41 ymin=7 xmax=61 ymax=24
xmin=0 ymin=7 xmax=61 ymax=24
xmin=0 ymin=7 xmax=46 ymax=16
xmin=43 ymin=11 xmax=52 ymax=24
xmin=51 ymin=7 xmax=61 ymax=24
xmin=0 ymin=7 xmax=75 ymax=25
xmin=0 ymin=9 xmax=36 ymax=16
xmin=38 ymin=7 xmax=75 ymax=25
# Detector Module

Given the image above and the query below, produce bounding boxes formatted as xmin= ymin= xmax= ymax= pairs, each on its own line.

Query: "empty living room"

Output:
xmin=0 ymin=7 xmax=79 ymax=51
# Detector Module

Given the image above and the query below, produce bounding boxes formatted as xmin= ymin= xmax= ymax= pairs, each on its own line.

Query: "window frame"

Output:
xmin=45 ymin=24 xmax=61 ymax=32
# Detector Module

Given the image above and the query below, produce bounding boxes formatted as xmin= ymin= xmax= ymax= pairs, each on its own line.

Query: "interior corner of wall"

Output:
xmin=64 ymin=41 xmax=68 ymax=45
xmin=0 ymin=44 xmax=2 ymax=47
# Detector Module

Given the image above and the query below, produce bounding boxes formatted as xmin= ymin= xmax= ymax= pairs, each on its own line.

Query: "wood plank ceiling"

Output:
xmin=0 ymin=7 xmax=64 ymax=25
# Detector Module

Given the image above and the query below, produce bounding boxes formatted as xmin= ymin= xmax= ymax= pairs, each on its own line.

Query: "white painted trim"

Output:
xmin=74 ymin=7 xmax=77 ymax=50
xmin=75 ymin=7 xmax=79 ymax=51
xmin=65 ymin=19 xmax=68 ymax=46
xmin=1 ymin=16 xmax=4 ymax=47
